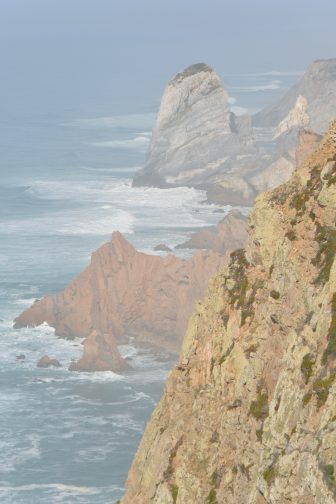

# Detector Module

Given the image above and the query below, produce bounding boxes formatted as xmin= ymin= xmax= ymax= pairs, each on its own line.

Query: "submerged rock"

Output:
xmin=153 ymin=244 xmax=172 ymax=252
xmin=37 ymin=355 xmax=61 ymax=368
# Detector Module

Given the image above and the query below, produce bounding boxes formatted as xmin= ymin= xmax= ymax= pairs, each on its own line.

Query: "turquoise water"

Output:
xmin=0 ymin=71 xmax=300 ymax=503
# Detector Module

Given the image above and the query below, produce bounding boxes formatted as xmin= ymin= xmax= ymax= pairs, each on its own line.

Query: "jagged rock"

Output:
xmin=133 ymin=63 xmax=256 ymax=196
xmin=154 ymin=244 xmax=172 ymax=252
xmin=175 ymin=210 xmax=247 ymax=254
xmin=15 ymin=232 xmax=227 ymax=370
xmin=295 ymin=128 xmax=323 ymax=166
xmin=121 ymin=122 xmax=336 ymax=503
xmin=69 ymin=331 xmax=129 ymax=373
xmin=37 ymin=355 xmax=61 ymax=368
xmin=16 ymin=354 xmax=25 ymax=360
xmin=254 ymin=59 xmax=336 ymax=135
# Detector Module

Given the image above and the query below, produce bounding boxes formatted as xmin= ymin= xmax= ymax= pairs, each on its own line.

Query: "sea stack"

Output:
xmin=133 ymin=63 xmax=255 ymax=191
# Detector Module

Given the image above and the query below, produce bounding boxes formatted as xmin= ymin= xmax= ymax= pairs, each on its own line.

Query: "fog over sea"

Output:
xmin=0 ymin=71 xmax=299 ymax=503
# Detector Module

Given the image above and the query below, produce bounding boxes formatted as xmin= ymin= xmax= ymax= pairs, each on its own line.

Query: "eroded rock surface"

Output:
xmin=175 ymin=210 xmax=248 ymax=255
xmin=15 ymin=232 xmax=228 ymax=370
xmin=121 ymin=122 xmax=336 ymax=503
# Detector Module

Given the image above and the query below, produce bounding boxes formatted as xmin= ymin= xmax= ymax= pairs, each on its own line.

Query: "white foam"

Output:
xmin=91 ymin=135 xmax=150 ymax=151
xmin=69 ymin=112 xmax=156 ymax=129
xmin=231 ymin=105 xmax=249 ymax=116
xmin=232 ymin=80 xmax=281 ymax=92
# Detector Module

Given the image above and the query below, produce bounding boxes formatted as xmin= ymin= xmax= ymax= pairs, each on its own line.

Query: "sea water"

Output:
xmin=0 ymin=71 xmax=300 ymax=503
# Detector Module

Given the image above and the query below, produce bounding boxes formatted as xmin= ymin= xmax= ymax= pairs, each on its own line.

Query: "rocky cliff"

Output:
xmin=121 ymin=121 xmax=336 ymax=503
xmin=132 ymin=63 xmax=258 ymax=205
xmin=15 ymin=232 xmax=230 ymax=371
xmin=254 ymin=59 xmax=336 ymax=146
xmin=133 ymin=60 xmax=336 ymax=207
xmin=175 ymin=210 xmax=248 ymax=255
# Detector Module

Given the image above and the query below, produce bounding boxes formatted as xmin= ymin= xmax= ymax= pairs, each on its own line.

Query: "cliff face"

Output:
xmin=121 ymin=122 xmax=336 ymax=503
xmin=133 ymin=63 xmax=257 ymax=205
xmin=15 ymin=232 xmax=228 ymax=370
xmin=254 ymin=59 xmax=336 ymax=137
xmin=175 ymin=210 xmax=248 ymax=255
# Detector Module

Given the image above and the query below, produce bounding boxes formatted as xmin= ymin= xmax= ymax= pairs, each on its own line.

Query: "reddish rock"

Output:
xmin=37 ymin=355 xmax=61 ymax=368
xmin=295 ymin=128 xmax=322 ymax=166
xmin=69 ymin=331 xmax=129 ymax=373
xmin=175 ymin=210 xmax=248 ymax=255
xmin=15 ymin=232 xmax=228 ymax=370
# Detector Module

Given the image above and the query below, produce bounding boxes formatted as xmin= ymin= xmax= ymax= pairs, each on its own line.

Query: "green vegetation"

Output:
xmin=269 ymin=264 xmax=274 ymax=278
xmin=170 ymin=484 xmax=179 ymax=503
xmin=263 ymin=465 xmax=276 ymax=486
xmin=270 ymin=290 xmax=280 ymax=300
xmin=256 ymin=428 xmax=263 ymax=442
xmin=232 ymin=466 xmax=238 ymax=475
xmin=300 ymin=353 xmax=315 ymax=384
xmin=241 ymin=279 xmax=264 ymax=327
xmin=249 ymin=388 xmax=269 ymax=421
xmin=313 ymin=373 xmax=336 ymax=409
xmin=312 ymin=224 xmax=336 ymax=285
xmin=227 ymin=249 xmax=249 ymax=308
xmin=322 ymin=293 xmax=336 ymax=364
xmin=323 ymin=464 xmax=336 ymax=490
xmin=302 ymin=392 xmax=312 ymax=406
xmin=206 ymin=488 xmax=217 ymax=504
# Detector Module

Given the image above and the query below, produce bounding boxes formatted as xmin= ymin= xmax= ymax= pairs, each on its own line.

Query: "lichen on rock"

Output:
xmin=121 ymin=122 xmax=336 ymax=503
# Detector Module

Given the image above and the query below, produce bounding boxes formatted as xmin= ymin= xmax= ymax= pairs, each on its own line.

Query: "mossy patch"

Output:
xmin=263 ymin=465 xmax=276 ymax=486
xmin=270 ymin=290 xmax=280 ymax=300
xmin=249 ymin=387 xmax=269 ymax=421
xmin=322 ymin=293 xmax=336 ymax=364
xmin=301 ymin=353 xmax=315 ymax=384
xmin=302 ymin=392 xmax=312 ymax=406
xmin=206 ymin=488 xmax=217 ymax=504
xmin=313 ymin=372 xmax=336 ymax=409
xmin=170 ymin=484 xmax=179 ymax=503
xmin=312 ymin=224 xmax=336 ymax=285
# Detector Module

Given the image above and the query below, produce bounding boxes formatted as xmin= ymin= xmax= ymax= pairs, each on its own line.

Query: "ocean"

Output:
xmin=0 ymin=71 xmax=300 ymax=503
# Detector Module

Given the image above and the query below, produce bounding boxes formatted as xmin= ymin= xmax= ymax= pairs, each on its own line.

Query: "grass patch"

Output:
xmin=313 ymin=373 xmax=336 ymax=409
xmin=263 ymin=465 xmax=276 ymax=486
xmin=301 ymin=353 xmax=315 ymax=384
xmin=302 ymin=392 xmax=312 ymax=406
xmin=170 ymin=484 xmax=179 ymax=503
xmin=249 ymin=387 xmax=269 ymax=421
xmin=322 ymin=293 xmax=336 ymax=364
xmin=206 ymin=488 xmax=217 ymax=504
xmin=312 ymin=225 xmax=336 ymax=285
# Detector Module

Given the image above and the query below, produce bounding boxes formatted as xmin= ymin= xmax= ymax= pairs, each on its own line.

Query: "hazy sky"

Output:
xmin=1 ymin=0 xmax=336 ymax=116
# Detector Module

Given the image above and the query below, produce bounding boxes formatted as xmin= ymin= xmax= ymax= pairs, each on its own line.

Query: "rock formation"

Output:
xmin=37 ymin=355 xmax=61 ymax=368
xmin=121 ymin=122 xmax=336 ymax=503
xmin=132 ymin=60 xmax=336 ymax=206
xmin=254 ymin=59 xmax=336 ymax=141
xmin=15 ymin=232 xmax=228 ymax=371
xmin=132 ymin=63 xmax=258 ymax=205
xmin=175 ymin=210 xmax=248 ymax=255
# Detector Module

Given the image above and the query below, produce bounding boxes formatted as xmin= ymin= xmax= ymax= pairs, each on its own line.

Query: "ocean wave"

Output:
xmin=232 ymin=79 xmax=281 ymax=92
xmin=90 ymin=135 xmax=150 ymax=151
xmin=68 ymin=112 xmax=156 ymax=129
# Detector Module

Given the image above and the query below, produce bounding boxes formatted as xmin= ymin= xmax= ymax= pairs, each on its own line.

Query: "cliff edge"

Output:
xmin=121 ymin=122 xmax=336 ymax=503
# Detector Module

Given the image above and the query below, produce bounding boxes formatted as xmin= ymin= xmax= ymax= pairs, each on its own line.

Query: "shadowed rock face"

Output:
xmin=121 ymin=122 xmax=336 ymax=503
xmin=15 ymin=232 xmax=229 ymax=371
xmin=175 ymin=210 xmax=248 ymax=255
xmin=132 ymin=63 xmax=256 ymax=191
xmin=254 ymin=59 xmax=336 ymax=136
